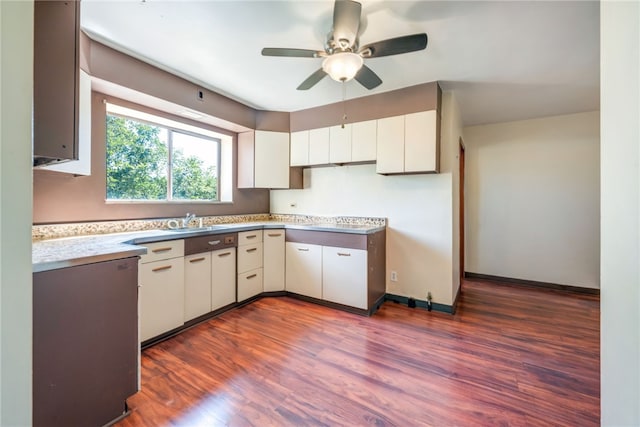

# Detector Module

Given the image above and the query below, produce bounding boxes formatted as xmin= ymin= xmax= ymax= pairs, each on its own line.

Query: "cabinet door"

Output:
xmin=329 ymin=124 xmax=352 ymax=164
xmin=351 ymin=120 xmax=377 ymax=162
xmin=263 ymin=229 xmax=285 ymax=292
xmin=308 ymin=127 xmax=330 ymax=165
xmin=33 ymin=0 xmax=79 ymax=163
xmin=255 ymin=130 xmax=290 ymax=188
xmin=322 ymin=246 xmax=368 ymax=309
xmin=285 ymin=242 xmax=322 ymax=299
xmin=139 ymin=257 xmax=185 ymax=342
xmin=211 ymin=248 xmax=236 ymax=310
xmin=290 ymin=130 xmax=310 ymax=166
xmin=238 ymin=268 xmax=263 ymax=301
xmin=184 ymin=253 xmax=212 ymax=321
xmin=237 ymin=131 xmax=255 ymax=188
xmin=376 ymin=115 xmax=405 ymax=174
xmin=405 ymin=110 xmax=438 ymax=173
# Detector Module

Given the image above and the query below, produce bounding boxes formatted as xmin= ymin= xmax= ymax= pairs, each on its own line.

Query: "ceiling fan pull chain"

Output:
xmin=342 ymin=81 xmax=347 ymax=128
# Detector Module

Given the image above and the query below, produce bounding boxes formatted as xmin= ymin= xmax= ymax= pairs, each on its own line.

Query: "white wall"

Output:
xmin=463 ymin=111 xmax=600 ymax=288
xmin=271 ymin=95 xmax=460 ymax=306
xmin=600 ymin=1 xmax=640 ymax=425
xmin=0 ymin=1 xmax=34 ymax=424
xmin=440 ymin=92 xmax=464 ymax=302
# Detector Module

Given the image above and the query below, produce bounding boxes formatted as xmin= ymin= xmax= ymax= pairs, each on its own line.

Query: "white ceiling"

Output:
xmin=81 ymin=0 xmax=600 ymax=126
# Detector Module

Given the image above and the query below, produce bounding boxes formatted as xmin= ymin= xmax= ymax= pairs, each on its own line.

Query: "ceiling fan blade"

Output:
xmin=297 ymin=68 xmax=327 ymax=90
xmin=359 ymin=33 xmax=428 ymax=58
xmin=332 ymin=0 xmax=361 ymax=48
xmin=261 ymin=48 xmax=324 ymax=58
xmin=354 ymin=65 xmax=382 ymax=90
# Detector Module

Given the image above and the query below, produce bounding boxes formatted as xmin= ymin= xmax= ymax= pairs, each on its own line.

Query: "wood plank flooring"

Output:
xmin=116 ymin=279 xmax=600 ymax=426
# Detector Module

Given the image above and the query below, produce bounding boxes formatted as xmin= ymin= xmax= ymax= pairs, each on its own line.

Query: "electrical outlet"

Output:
xmin=390 ymin=271 xmax=398 ymax=282
xmin=197 ymin=89 xmax=204 ymax=101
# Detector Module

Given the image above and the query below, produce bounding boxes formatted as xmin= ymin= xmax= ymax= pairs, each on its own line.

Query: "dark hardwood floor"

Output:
xmin=117 ymin=279 xmax=600 ymax=426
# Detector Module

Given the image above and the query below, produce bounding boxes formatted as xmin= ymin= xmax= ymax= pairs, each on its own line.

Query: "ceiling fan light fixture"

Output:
xmin=322 ymin=52 xmax=363 ymax=82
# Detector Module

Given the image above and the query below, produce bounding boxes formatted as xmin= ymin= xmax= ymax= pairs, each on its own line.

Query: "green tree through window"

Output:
xmin=106 ymin=114 xmax=219 ymax=201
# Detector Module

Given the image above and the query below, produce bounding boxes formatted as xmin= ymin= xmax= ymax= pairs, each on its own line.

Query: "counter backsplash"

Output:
xmin=33 ymin=214 xmax=387 ymax=241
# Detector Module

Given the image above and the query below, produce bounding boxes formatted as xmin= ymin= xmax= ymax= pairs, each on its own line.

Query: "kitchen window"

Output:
xmin=105 ymin=103 xmax=231 ymax=203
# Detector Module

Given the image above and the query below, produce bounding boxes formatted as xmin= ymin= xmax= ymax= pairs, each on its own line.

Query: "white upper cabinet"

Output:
xmin=308 ymin=127 xmax=330 ymax=165
xmin=329 ymin=124 xmax=352 ymax=164
xmin=238 ymin=130 xmax=290 ymax=188
xmin=376 ymin=115 xmax=405 ymax=174
xmin=376 ymin=110 xmax=439 ymax=175
xmin=405 ymin=110 xmax=438 ymax=173
xmin=351 ymin=120 xmax=377 ymax=162
xmin=290 ymin=130 xmax=310 ymax=166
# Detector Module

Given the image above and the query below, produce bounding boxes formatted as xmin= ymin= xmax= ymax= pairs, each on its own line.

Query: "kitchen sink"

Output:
xmin=166 ymin=225 xmax=229 ymax=232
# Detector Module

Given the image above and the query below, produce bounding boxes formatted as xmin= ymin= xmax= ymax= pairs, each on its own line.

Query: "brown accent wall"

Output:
xmin=89 ymin=39 xmax=256 ymax=129
xmin=255 ymin=110 xmax=290 ymax=132
xmin=33 ymin=93 xmax=269 ymax=224
xmin=290 ymin=82 xmax=440 ymax=131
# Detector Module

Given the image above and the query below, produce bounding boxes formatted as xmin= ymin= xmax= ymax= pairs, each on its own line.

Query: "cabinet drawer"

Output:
xmin=138 ymin=240 xmax=184 ymax=264
xmin=237 ymin=243 xmax=263 ymax=273
xmin=184 ymin=232 xmax=237 ymax=255
xmin=238 ymin=230 xmax=263 ymax=245
xmin=237 ymin=268 xmax=263 ymax=301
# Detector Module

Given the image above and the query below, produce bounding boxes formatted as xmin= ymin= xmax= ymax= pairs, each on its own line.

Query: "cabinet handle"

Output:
xmin=245 ymin=234 xmax=257 ymax=239
xmin=208 ymin=240 xmax=221 ymax=246
xmin=246 ymin=248 xmax=258 ymax=253
xmin=152 ymin=265 xmax=172 ymax=272
xmin=189 ymin=257 xmax=206 ymax=263
xmin=218 ymin=252 xmax=232 ymax=257
xmin=267 ymin=233 xmax=282 ymax=237
xmin=297 ymin=248 xmax=309 ymax=252
xmin=246 ymin=274 xmax=257 ymax=279
xmin=337 ymin=253 xmax=351 ymax=257
xmin=151 ymin=247 xmax=172 ymax=253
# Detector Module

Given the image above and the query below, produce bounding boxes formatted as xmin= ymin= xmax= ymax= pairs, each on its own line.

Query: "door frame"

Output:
xmin=459 ymin=138 xmax=465 ymax=280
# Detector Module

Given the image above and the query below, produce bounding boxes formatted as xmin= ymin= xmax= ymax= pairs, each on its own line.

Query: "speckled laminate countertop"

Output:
xmin=33 ymin=221 xmax=386 ymax=273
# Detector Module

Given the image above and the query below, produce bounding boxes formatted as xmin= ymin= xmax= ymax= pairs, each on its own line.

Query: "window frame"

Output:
xmin=105 ymin=106 xmax=224 ymax=204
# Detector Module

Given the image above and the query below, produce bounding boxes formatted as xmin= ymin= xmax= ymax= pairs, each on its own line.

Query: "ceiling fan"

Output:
xmin=261 ymin=0 xmax=428 ymax=91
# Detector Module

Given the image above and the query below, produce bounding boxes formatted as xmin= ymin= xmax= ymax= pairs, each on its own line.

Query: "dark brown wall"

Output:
xmin=33 ymin=93 xmax=269 ymax=224
xmin=89 ymin=39 xmax=256 ymax=130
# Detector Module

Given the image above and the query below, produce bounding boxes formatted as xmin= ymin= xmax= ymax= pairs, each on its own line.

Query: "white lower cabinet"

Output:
xmin=237 ymin=230 xmax=263 ymax=301
xmin=184 ymin=253 xmax=212 ymax=321
xmin=263 ymin=229 xmax=285 ymax=292
xmin=285 ymin=242 xmax=322 ymax=299
xmin=138 ymin=240 xmax=185 ymax=342
xmin=322 ymin=246 xmax=368 ymax=309
xmin=211 ymin=248 xmax=236 ymax=311
xmin=184 ymin=247 xmax=236 ymax=321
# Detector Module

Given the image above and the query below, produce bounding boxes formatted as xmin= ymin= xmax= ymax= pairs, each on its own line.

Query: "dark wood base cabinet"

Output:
xmin=33 ymin=258 xmax=139 ymax=427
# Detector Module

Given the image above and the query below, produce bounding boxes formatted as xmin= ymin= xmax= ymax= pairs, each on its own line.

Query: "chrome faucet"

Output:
xmin=182 ymin=213 xmax=197 ymax=228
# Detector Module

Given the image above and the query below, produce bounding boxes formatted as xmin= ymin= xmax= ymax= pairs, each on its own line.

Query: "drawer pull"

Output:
xmin=208 ymin=240 xmax=221 ymax=246
xmin=246 ymin=248 xmax=258 ymax=253
xmin=189 ymin=257 xmax=206 ymax=263
xmin=337 ymin=253 xmax=351 ymax=257
xmin=152 ymin=265 xmax=172 ymax=272
xmin=246 ymin=274 xmax=257 ymax=279
xmin=151 ymin=247 xmax=172 ymax=253
xmin=245 ymin=234 xmax=257 ymax=239
xmin=218 ymin=252 xmax=232 ymax=257
xmin=267 ymin=233 xmax=282 ymax=237
xmin=297 ymin=248 xmax=309 ymax=252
